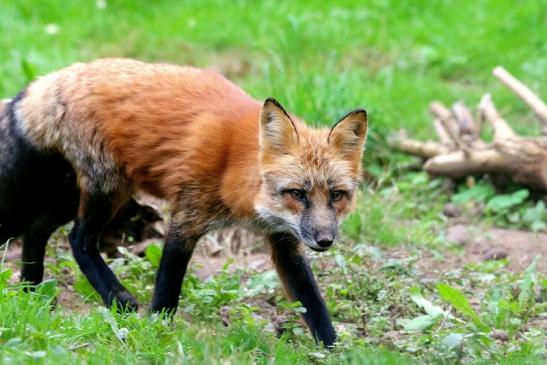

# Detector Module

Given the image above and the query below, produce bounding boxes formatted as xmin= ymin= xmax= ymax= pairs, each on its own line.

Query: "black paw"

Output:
xmin=320 ymin=335 xmax=337 ymax=349
xmin=110 ymin=290 xmax=139 ymax=312
xmin=316 ymin=328 xmax=337 ymax=349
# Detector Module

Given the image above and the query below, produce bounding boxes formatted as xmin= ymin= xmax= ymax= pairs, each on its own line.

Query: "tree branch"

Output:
xmin=479 ymin=94 xmax=518 ymax=142
xmin=493 ymin=66 xmax=547 ymax=132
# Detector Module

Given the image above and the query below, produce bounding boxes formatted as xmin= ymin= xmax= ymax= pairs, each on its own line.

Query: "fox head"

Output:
xmin=255 ymin=98 xmax=368 ymax=251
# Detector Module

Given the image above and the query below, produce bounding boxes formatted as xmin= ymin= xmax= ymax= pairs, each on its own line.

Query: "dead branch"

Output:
xmin=390 ymin=66 xmax=547 ymax=192
xmin=424 ymin=149 xmax=506 ymax=177
xmin=493 ymin=66 xmax=547 ymax=130
xmin=479 ymin=94 xmax=517 ymax=142
xmin=452 ymin=101 xmax=487 ymax=148
xmin=390 ymin=131 xmax=450 ymax=158
xmin=452 ymin=101 xmax=477 ymax=138
xmin=430 ymin=102 xmax=466 ymax=148
xmin=433 ymin=119 xmax=453 ymax=145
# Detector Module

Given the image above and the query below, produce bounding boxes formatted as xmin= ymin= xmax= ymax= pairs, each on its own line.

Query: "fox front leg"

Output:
xmin=150 ymin=221 xmax=199 ymax=314
xmin=269 ymin=232 xmax=336 ymax=347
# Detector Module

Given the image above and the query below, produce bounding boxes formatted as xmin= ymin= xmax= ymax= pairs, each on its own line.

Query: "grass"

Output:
xmin=0 ymin=0 xmax=546 ymax=363
xmin=1 ymin=232 xmax=545 ymax=364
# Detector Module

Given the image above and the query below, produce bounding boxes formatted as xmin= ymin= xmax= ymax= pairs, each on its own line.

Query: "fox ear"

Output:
xmin=328 ymin=109 xmax=368 ymax=159
xmin=259 ymin=98 xmax=299 ymax=154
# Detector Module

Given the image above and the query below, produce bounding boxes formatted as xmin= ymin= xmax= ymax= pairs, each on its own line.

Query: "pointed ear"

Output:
xmin=259 ymin=98 xmax=299 ymax=154
xmin=328 ymin=109 xmax=368 ymax=158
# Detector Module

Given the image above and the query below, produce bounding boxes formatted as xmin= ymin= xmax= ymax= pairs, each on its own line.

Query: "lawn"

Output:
xmin=0 ymin=1 xmax=546 ymax=364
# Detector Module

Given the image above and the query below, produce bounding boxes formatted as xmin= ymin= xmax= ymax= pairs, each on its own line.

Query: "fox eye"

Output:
xmin=284 ymin=189 xmax=306 ymax=201
xmin=331 ymin=190 xmax=346 ymax=202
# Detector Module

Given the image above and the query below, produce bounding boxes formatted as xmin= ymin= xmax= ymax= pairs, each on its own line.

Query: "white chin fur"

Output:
xmin=255 ymin=205 xmax=299 ymax=234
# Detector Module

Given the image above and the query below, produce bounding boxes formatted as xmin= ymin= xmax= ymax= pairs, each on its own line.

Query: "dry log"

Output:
xmin=424 ymin=149 xmax=506 ymax=177
xmin=390 ymin=66 xmax=547 ymax=192
xmin=424 ymin=139 xmax=547 ymax=191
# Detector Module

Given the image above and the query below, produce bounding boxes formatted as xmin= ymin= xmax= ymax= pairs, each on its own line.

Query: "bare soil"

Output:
xmin=445 ymin=225 xmax=547 ymax=273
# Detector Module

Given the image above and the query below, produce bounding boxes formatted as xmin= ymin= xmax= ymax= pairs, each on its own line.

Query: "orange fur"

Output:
xmin=17 ymin=58 xmax=367 ymax=242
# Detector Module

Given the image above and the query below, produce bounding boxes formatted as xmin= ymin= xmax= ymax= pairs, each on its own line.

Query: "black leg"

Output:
xmin=20 ymin=223 xmax=56 ymax=285
xmin=269 ymin=232 xmax=336 ymax=347
xmin=151 ymin=225 xmax=197 ymax=314
xmin=69 ymin=191 xmax=137 ymax=311
xmin=20 ymin=194 xmax=77 ymax=286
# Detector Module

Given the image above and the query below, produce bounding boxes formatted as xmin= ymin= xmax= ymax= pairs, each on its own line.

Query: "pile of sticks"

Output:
xmin=391 ymin=66 xmax=547 ymax=191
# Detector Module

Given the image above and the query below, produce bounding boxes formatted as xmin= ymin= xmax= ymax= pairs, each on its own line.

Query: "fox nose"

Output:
xmin=315 ymin=232 xmax=335 ymax=248
xmin=317 ymin=239 xmax=334 ymax=248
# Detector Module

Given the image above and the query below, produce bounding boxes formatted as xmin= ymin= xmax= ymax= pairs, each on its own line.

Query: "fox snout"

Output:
xmin=315 ymin=231 xmax=335 ymax=249
xmin=304 ymin=227 xmax=337 ymax=251
xmin=300 ymin=208 xmax=338 ymax=251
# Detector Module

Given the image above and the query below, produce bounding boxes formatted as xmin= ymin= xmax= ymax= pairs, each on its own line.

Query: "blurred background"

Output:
xmin=0 ymin=1 xmax=545 ymax=363
xmin=1 ymin=1 xmax=545 ymax=139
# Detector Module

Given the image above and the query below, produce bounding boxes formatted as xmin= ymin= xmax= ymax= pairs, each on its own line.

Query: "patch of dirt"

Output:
xmin=192 ymin=252 xmax=271 ymax=281
xmin=56 ymin=287 xmax=94 ymax=314
xmin=446 ymin=225 xmax=547 ymax=273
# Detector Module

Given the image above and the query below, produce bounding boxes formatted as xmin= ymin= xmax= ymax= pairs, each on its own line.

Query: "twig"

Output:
xmin=433 ymin=119 xmax=453 ymax=145
xmin=389 ymin=131 xmax=450 ymax=158
xmin=430 ymin=102 xmax=470 ymax=152
xmin=479 ymin=94 xmax=517 ymax=142
xmin=452 ymin=101 xmax=477 ymax=138
xmin=493 ymin=66 xmax=547 ymax=130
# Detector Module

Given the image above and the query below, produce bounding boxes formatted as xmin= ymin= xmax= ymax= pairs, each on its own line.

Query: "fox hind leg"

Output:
xmin=69 ymin=183 xmax=137 ymax=311
xmin=20 ymin=223 xmax=56 ymax=285
xmin=20 ymin=186 xmax=79 ymax=286
xmin=269 ymin=232 xmax=336 ymax=347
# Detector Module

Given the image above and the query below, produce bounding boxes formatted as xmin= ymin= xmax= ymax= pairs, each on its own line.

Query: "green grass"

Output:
xmin=0 ymin=0 xmax=546 ymax=363
xmin=1 ymin=237 xmax=545 ymax=364
xmin=343 ymin=172 xmax=447 ymax=246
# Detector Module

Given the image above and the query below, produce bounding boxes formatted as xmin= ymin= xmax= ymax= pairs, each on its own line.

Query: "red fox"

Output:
xmin=0 ymin=58 xmax=367 ymax=347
